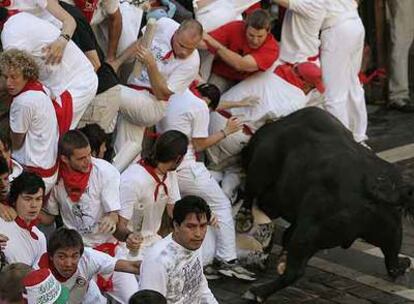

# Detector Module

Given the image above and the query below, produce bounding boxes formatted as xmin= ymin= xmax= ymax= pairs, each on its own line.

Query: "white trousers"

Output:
xmin=321 ymin=16 xmax=367 ymax=142
xmin=388 ymin=0 xmax=414 ymax=101
xmin=177 ymin=162 xmax=237 ymax=262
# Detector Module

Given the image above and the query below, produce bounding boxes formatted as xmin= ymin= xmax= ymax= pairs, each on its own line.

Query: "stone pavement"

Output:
xmin=209 ymin=106 xmax=414 ymax=303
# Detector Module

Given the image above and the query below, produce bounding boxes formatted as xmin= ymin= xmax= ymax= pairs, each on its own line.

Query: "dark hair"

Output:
xmin=146 ymin=130 xmax=188 ymax=167
xmin=47 ymin=227 xmax=85 ymax=257
xmin=78 ymin=124 xmax=106 ymax=157
xmin=197 ymin=83 xmax=221 ymax=110
xmin=173 ymin=195 xmax=211 ymax=226
xmin=0 ymin=131 xmax=11 ymax=152
xmin=0 ymin=156 xmax=8 ymax=175
xmin=0 ymin=263 xmax=32 ymax=303
xmin=8 ymin=171 xmax=45 ymax=208
xmin=59 ymin=130 xmax=90 ymax=158
xmin=245 ymin=9 xmax=271 ymax=31
xmin=129 ymin=290 xmax=167 ymax=304
xmin=177 ymin=19 xmax=203 ymax=37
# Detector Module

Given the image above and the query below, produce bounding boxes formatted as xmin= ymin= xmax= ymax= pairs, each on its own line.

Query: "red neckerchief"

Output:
xmin=274 ymin=64 xmax=305 ymax=91
xmin=59 ymin=161 xmax=92 ymax=203
xmin=15 ymin=216 xmax=39 ymax=240
xmin=73 ymin=0 xmax=99 ymax=23
xmin=12 ymin=80 xmax=44 ymax=99
xmin=138 ymin=159 xmax=168 ymax=201
xmin=38 ymin=253 xmax=70 ymax=282
xmin=189 ymin=80 xmax=203 ymax=98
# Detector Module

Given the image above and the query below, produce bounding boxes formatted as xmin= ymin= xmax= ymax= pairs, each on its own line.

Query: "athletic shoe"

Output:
xmin=216 ymin=259 xmax=256 ymax=281
xmin=203 ymin=264 xmax=221 ymax=280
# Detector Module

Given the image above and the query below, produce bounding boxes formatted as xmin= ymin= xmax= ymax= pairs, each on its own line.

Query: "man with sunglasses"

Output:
xmin=116 ymin=130 xmax=189 ymax=261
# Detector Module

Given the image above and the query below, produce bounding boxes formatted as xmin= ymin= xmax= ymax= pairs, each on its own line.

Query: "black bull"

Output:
xmin=240 ymin=107 xmax=414 ymax=303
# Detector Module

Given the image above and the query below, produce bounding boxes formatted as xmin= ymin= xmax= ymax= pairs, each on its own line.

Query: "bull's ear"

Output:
xmin=365 ymin=173 xmax=400 ymax=205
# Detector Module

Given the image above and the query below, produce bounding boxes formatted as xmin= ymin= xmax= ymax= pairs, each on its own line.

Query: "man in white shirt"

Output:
xmin=139 ymin=195 xmax=218 ymax=304
xmin=0 ymin=49 xmax=59 ymax=194
xmin=116 ymin=130 xmax=188 ymax=261
xmin=320 ymin=0 xmax=367 ymax=143
xmin=0 ymin=172 xmax=47 ymax=268
xmin=114 ymin=17 xmax=203 ymax=153
xmin=157 ymin=85 xmax=256 ymax=281
xmin=42 ymin=130 xmax=138 ymax=304
xmin=38 ymin=227 xmax=140 ymax=304
xmin=1 ymin=11 xmax=98 ymax=129
xmin=275 ymin=0 xmax=326 ymax=64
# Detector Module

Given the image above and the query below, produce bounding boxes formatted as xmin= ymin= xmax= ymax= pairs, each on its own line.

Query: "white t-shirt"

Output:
xmin=9 ymin=159 xmax=23 ymax=182
xmin=139 ymin=234 xmax=218 ymax=304
xmin=221 ymin=70 xmax=307 ymax=131
xmin=62 ymin=0 xmax=119 ymax=25
xmin=128 ymin=17 xmax=200 ymax=94
xmin=323 ymin=0 xmax=359 ymax=29
xmin=279 ymin=0 xmax=326 ymax=63
xmin=46 ymin=158 xmax=121 ymax=247
xmin=10 ymin=87 xmax=59 ymax=170
xmin=0 ymin=217 xmax=47 ymax=267
xmin=1 ymin=12 xmax=96 ymax=102
xmin=157 ymin=89 xmax=209 ymax=167
xmin=120 ymin=163 xmax=180 ymax=259
xmin=58 ymin=248 xmax=116 ymax=304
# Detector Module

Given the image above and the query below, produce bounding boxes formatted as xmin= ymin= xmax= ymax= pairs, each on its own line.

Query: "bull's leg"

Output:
xmin=277 ymin=223 xmax=297 ymax=275
xmin=366 ymin=220 xmax=410 ymax=279
xmin=244 ymin=226 xmax=318 ymax=303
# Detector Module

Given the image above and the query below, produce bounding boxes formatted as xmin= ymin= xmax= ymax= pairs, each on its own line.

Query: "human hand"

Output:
xmin=209 ymin=213 xmax=219 ymax=228
xmin=239 ymin=96 xmax=260 ymax=107
xmin=126 ymin=232 xmax=143 ymax=252
xmin=0 ymin=203 xmax=17 ymax=222
xmin=135 ymin=44 xmax=156 ymax=67
xmin=224 ymin=116 xmax=243 ymax=136
xmin=98 ymin=213 xmax=118 ymax=234
xmin=42 ymin=37 xmax=68 ymax=65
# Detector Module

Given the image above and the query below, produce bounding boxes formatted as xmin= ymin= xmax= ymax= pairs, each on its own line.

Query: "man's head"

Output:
xmin=0 ymin=263 xmax=32 ymax=304
xmin=59 ymin=130 xmax=91 ymax=173
xmin=78 ymin=124 xmax=107 ymax=159
xmin=47 ymin=228 xmax=84 ymax=279
xmin=9 ymin=172 xmax=45 ymax=222
xmin=172 ymin=19 xmax=203 ymax=59
xmin=172 ymin=196 xmax=211 ymax=251
xmin=245 ymin=9 xmax=271 ymax=49
xmin=0 ymin=131 xmax=11 ymax=170
xmin=0 ymin=155 xmax=10 ymax=202
xmin=147 ymin=130 xmax=188 ymax=170
xmin=197 ymin=83 xmax=221 ymax=111
xmin=129 ymin=290 xmax=167 ymax=304
xmin=294 ymin=62 xmax=325 ymax=95
xmin=0 ymin=49 xmax=39 ymax=96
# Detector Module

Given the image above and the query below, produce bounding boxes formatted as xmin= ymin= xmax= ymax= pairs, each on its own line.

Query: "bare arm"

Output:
xmin=106 ymin=8 xmax=123 ymax=62
xmin=10 ymin=131 xmax=25 ymax=150
xmin=192 ymin=116 xmax=242 ymax=151
xmin=39 ymin=210 xmax=56 ymax=226
xmin=204 ymin=34 xmax=259 ymax=72
xmin=85 ymin=50 xmax=102 ymax=71
xmin=115 ymin=259 xmax=141 ymax=274
xmin=113 ymin=216 xmax=132 ymax=242
xmin=217 ymin=96 xmax=259 ymax=110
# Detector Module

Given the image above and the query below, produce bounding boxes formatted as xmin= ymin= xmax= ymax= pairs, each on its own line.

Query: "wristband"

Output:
xmin=59 ymin=33 xmax=71 ymax=42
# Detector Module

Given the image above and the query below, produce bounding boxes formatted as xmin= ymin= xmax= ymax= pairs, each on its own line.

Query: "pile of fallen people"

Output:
xmin=0 ymin=0 xmax=373 ymax=303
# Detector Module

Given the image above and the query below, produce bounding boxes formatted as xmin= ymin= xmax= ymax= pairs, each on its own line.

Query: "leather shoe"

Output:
xmin=387 ymin=99 xmax=414 ymax=112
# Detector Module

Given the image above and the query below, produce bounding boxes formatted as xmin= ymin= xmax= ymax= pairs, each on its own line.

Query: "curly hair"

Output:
xmin=0 ymin=49 xmax=39 ymax=81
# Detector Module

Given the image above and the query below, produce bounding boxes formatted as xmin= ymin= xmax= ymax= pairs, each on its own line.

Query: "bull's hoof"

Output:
xmin=388 ymin=257 xmax=411 ymax=279
xmin=236 ymin=207 xmax=254 ymax=233
xmin=276 ymin=250 xmax=288 ymax=275
xmin=242 ymin=290 xmax=264 ymax=303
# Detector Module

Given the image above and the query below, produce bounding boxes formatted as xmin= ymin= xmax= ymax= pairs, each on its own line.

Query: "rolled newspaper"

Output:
xmin=112 ymin=141 xmax=142 ymax=173
xmin=132 ymin=18 xmax=158 ymax=78
xmin=126 ymin=203 xmax=145 ymax=260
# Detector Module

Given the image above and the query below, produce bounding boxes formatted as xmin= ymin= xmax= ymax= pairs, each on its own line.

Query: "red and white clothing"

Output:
xmin=3 ymin=0 xmax=47 ymax=16
xmin=128 ymin=17 xmax=200 ymax=94
xmin=321 ymin=0 xmax=367 ymax=142
xmin=10 ymin=83 xmax=59 ymax=194
xmin=46 ymin=157 xmax=138 ymax=303
xmin=38 ymin=248 xmax=117 ymax=304
xmin=46 ymin=158 xmax=120 ymax=247
xmin=9 ymin=159 xmax=23 ymax=182
xmin=157 ymin=90 xmax=237 ymax=263
xmin=1 ymin=12 xmax=98 ymax=129
xmin=0 ymin=217 xmax=46 ymax=267
xmin=208 ymin=20 xmax=279 ymax=81
xmin=279 ymin=0 xmax=326 ymax=64
xmin=120 ymin=161 xmax=180 ymax=260
xmin=139 ymin=234 xmax=218 ymax=304
xmin=63 ymin=0 xmax=119 ymax=25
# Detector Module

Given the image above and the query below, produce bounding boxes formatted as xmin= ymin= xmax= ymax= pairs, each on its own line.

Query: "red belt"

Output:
xmin=24 ymin=162 xmax=59 ymax=179
xmin=217 ymin=110 xmax=254 ymax=136
xmin=128 ymin=84 xmax=154 ymax=95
